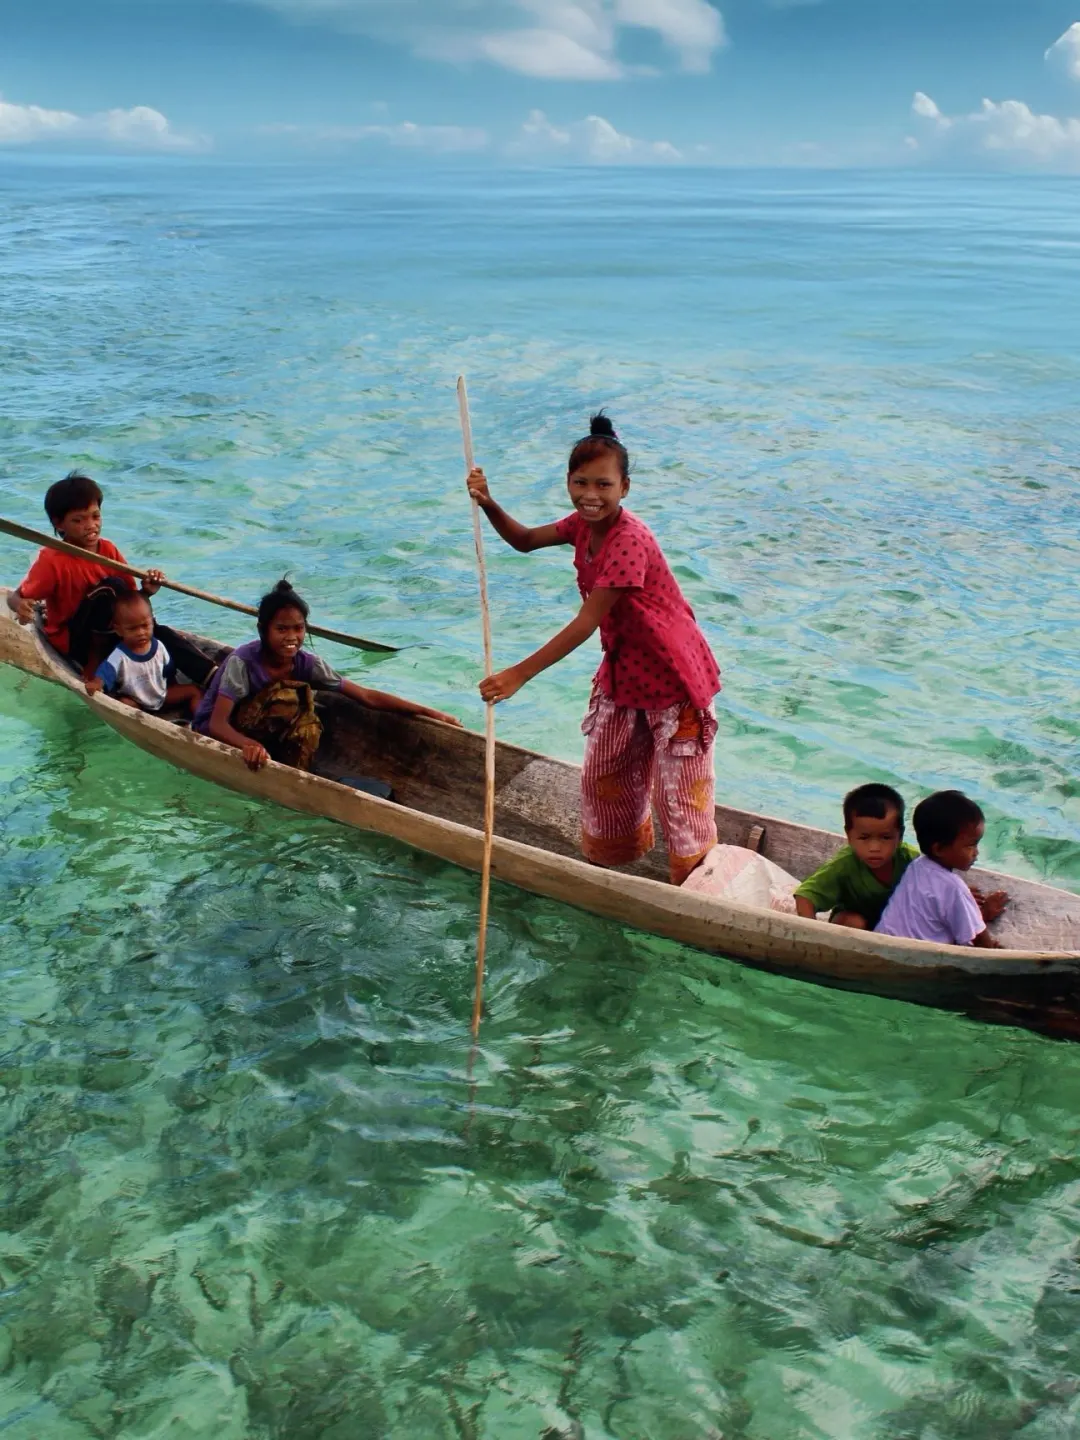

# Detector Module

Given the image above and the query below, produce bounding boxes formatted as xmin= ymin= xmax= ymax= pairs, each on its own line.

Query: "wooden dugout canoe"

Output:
xmin=2 ymin=590 xmax=1080 ymax=1037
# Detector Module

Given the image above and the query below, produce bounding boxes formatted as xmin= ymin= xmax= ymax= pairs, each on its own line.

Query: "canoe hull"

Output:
xmin=3 ymin=597 xmax=1079 ymax=1035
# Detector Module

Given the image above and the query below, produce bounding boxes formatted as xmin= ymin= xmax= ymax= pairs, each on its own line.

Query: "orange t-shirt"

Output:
xmin=18 ymin=540 xmax=135 ymax=653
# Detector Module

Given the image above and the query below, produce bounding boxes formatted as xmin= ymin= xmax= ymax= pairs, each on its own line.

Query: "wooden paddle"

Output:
xmin=0 ymin=515 xmax=399 ymax=654
xmin=458 ymin=376 xmax=496 ymax=1041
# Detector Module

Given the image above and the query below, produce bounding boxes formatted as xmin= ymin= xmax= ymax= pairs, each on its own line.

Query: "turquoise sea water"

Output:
xmin=2 ymin=161 xmax=1080 ymax=1437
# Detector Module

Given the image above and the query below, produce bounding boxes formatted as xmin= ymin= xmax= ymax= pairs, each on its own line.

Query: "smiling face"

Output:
xmin=58 ymin=502 xmax=103 ymax=552
xmin=846 ymin=808 xmax=903 ymax=874
xmin=567 ymin=452 xmax=629 ymax=530
xmin=931 ymin=820 xmax=984 ymax=872
xmin=113 ymin=595 xmax=154 ymax=654
xmin=263 ymin=605 xmax=307 ymax=666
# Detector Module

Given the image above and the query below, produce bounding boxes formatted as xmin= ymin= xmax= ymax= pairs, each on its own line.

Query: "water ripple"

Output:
xmin=2 ymin=163 xmax=1080 ymax=1437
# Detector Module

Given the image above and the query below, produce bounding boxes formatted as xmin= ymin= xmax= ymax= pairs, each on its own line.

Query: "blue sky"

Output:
xmin=4 ymin=0 xmax=1080 ymax=166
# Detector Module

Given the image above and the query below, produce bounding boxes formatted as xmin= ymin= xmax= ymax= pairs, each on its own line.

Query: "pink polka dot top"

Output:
xmin=553 ymin=507 xmax=721 ymax=710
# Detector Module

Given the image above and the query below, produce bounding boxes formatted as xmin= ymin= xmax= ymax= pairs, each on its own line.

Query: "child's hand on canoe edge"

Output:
xmin=13 ymin=594 xmax=36 ymax=624
xmin=480 ymin=666 xmax=527 ymax=705
xmin=242 ymin=739 xmax=270 ymax=771
xmin=419 ymin=706 xmax=463 ymax=728
xmin=85 ymin=677 xmax=104 ymax=697
xmin=970 ymin=886 xmax=1009 ymax=923
xmin=466 ymin=467 xmax=493 ymax=509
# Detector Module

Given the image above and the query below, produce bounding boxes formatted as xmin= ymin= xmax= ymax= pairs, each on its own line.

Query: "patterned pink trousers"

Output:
xmin=580 ymin=690 xmax=718 ymax=885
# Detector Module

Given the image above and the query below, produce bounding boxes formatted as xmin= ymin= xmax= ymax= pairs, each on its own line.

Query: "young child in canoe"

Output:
xmin=875 ymin=790 xmax=1008 ymax=948
xmin=85 ymin=591 xmax=202 ymax=716
xmin=193 ymin=578 xmax=460 ymax=771
xmin=794 ymin=783 xmax=918 ymax=929
xmin=6 ymin=471 xmax=214 ymax=684
xmin=467 ymin=413 xmax=721 ymax=885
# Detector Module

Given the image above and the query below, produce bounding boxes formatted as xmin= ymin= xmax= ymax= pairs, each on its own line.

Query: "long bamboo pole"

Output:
xmin=0 ymin=515 xmax=398 ymax=654
xmin=458 ymin=376 xmax=495 ymax=1041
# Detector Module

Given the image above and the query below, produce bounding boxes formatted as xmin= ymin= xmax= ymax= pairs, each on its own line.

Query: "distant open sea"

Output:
xmin=2 ymin=159 xmax=1080 ymax=1438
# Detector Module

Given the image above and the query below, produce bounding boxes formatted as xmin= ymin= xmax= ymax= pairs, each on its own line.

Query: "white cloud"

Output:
xmin=241 ymin=0 xmax=726 ymax=78
xmin=909 ymin=90 xmax=1080 ymax=169
xmin=508 ymin=107 xmax=682 ymax=162
xmin=613 ymin=0 xmax=725 ymax=73
xmin=101 ymin=106 xmax=202 ymax=149
xmin=0 ymin=95 xmax=205 ymax=151
xmin=261 ymin=108 xmax=678 ymax=161
xmin=260 ymin=120 xmax=489 ymax=151
xmin=911 ymin=91 xmax=942 ymax=122
xmin=479 ymin=28 xmax=623 ymax=80
xmin=0 ymin=99 xmax=80 ymax=144
xmin=1046 ymin=23 xmax=1080 ymax=81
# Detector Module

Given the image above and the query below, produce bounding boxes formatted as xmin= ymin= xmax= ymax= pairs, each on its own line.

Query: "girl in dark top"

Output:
xmin=194 ymin=579 xmax=459 ymax=771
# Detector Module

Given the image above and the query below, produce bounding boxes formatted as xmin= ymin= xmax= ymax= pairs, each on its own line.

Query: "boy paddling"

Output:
xmin=6 ymin=471 xmax=212 ymax=684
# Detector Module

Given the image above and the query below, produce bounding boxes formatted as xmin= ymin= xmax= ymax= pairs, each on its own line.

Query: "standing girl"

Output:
xmin=194 ymin=578 xmax=460 ymax=771
xmin=468 ymin=414 xmax=720 ymax=885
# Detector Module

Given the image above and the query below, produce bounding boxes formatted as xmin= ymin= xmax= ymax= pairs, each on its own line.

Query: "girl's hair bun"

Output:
xmin=257 ymin=575 xmax=310 ymax=635
xmin=568 ymin=409 xmax=629 ymax=480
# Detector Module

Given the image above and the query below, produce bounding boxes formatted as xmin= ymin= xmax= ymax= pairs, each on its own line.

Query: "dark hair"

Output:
xmin=567 ymin=412 xmax=629 ymax=482
xmin=843 ymin=783 xmax=905 ymax=832
xmin=112 ymin=589 xmax=152 ymax=619
xmin=257 ymin=577 xmax=309 ymax=641
xmin=912 ymin=790 xmax=984 ymax=856
xmin=44 ymin=471 xmax=103 ymax=528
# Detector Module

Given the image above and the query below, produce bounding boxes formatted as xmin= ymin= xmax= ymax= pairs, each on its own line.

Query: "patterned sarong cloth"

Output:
xmin=232 ymin=680 xmax=323 ymax=772
xmin=579 ymin=689 xmax=718 ymax=885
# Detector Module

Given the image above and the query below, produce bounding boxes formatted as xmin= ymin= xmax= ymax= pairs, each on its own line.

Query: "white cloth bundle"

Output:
xmin=681 ymin=844 xmax=799 ymax=914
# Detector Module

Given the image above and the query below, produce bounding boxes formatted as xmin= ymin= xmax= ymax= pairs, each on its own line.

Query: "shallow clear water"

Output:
xmin=2 ymin=162 xmax=1080 ymax=1437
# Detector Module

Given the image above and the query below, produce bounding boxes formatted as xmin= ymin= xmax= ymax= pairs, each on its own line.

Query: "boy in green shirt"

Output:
xmin=794 ymin=783 xmax=917 ymax=930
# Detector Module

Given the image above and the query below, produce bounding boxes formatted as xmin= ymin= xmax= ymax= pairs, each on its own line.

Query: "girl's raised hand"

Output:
xmin=466 ymin=466 xmax=493 ymax=509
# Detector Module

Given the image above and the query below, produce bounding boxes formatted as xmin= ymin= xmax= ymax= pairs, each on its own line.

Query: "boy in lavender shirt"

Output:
xmin=876 ymin=790 xmax=1008 ymax=948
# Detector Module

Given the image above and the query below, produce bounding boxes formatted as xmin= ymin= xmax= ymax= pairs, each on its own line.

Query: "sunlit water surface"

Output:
xmin=2 ymin=162 xmax=1080 ymax=1437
